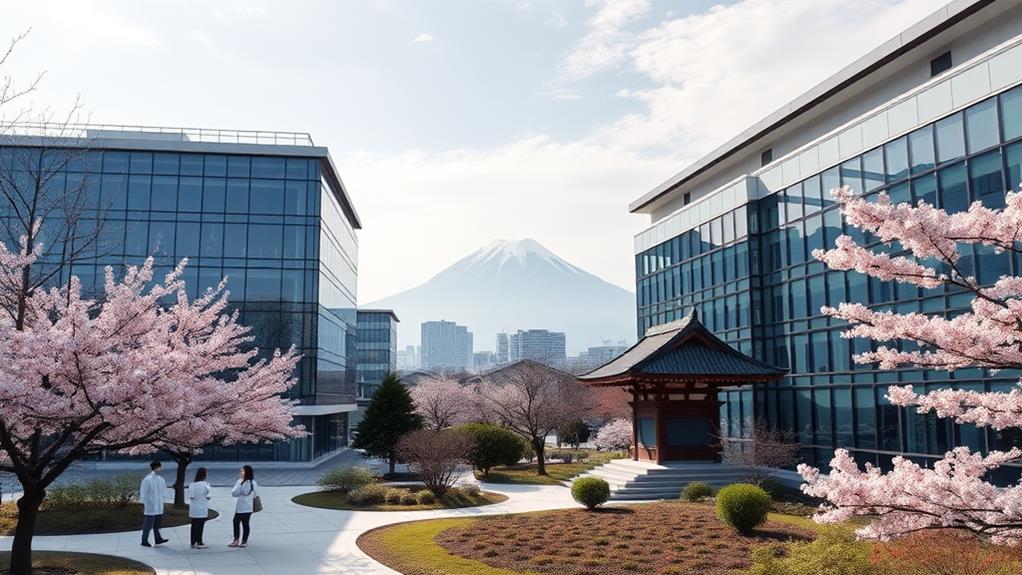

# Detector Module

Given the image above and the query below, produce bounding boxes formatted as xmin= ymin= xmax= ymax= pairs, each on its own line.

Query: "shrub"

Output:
xmin=872 ymin=529 xmax=1022 ymax=575
xmin=318 ymin=465 xmax=376 ymax=493
xmin=346 ymin=483 xmax=390 ymax=506
xmin=558 ymin=420 xmax=591 ymax=449
xmin=681 ymin=481 xmax=714 ymax=501
xmin=547 ymin=450 xmax=589 ymax=464
xmin=459 ymin=484 xmax=481 ymax=497
xmin=43 ymin=475 xmax=140 ymax=511
xmin=716 ymin=483 xmax=771 ymax=533
xmin=416 ymin=490 xmax=436 ymax=505
xmin=758 ymin=478 xmax=787 ymax=498
xmin=458 ymin=423 xmax=524 ymax=478
xmin=400 ymin=492 xmax=418 ymax=505
xmin=385 ymin=488 xmax=405 ymax=504
xmin=750 ymin=527 xmax=878 ymax=575
xmin=571 ymin=477 xmax=610 ymax=510
xmin=397 ymin=429 xmax=472 ymax=496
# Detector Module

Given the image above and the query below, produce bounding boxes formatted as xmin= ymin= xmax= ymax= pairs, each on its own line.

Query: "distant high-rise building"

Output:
xmin=421 ymin=320 xmax=473 ymax=371
xmin=495 ymin=333 xmax=510 ymax=364
xmin=473 ymin=351 xmax=496 ymax=372
xmin=355 ymin=310 xmax=399 ymax=400
xmin=397 ymin=344 xmax=418 ymax=370
xmin=509 ymin=329 xmax=566 ymax=366
xmin=567 ymin=341 xmax=630 ymax=373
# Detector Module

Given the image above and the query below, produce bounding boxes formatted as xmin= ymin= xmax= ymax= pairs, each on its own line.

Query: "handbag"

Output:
xmin=250 ymin=484 xmax=263 ymax=513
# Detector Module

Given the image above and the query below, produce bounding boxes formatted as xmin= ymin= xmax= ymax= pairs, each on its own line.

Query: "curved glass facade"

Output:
xmin=636 ymin=84 xmax=1022 ymax=479
xmin=10 ymin=144 xmax=358 ymax=462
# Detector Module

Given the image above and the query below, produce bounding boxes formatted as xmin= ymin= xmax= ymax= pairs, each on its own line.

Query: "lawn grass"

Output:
xmin=358 ymin=501 xmax=812 ymax=575
xmin=0 ymin=551 xmax=154 ymax=574
xmin=292 ymin=489 xmax=507 ymax=511
xmin=478 ymin=451 xmax=622 ymax=485
xmin=0 ymin=503 xmax=215 ymax=536
xmin=358 ymin=518 xmax=542 ymax=575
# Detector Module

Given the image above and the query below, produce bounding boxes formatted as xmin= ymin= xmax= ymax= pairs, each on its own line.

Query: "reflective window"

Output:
xmin=908 ymin=125 xmax=935 ymax=174
xmin=223 ymin=223 xmax=247 ymax=257
xmin=226 ymin=179 xmax=249 ymax=212
xmin=201 ymin=222 xmax=223 ymax=257
xmin=969 ymin=150 xmax=1004 ymax=208
xmin=251 ymin=157 xmax=285 ymax=179
xmin=179 ymin=176 xmax=202 ymax=211
xmin=246 ymin=268 xmax=281 ymax=300
xmin=1002 ymin=85 xmax=1022 ymax=142
xmin=204 ymin=155 xmax=227 ymax=177
xmin=911 ymin=174 xmax=937 ymax=206
xmin=149 ymin=221 xmax=175 ymax=256
xmin=966 ymin=98 xmax=1000 ymax=154
xmin=151 ymin=176 xmax=177 ymax=211
xmin=175 ymin=222 xmax=200 ymax=257
xmin=250 ymin=179 xmax=285 ymax=214
xmin=180 ymin=154 xmax=203 ymax=176
xmin=127 ymin=175 xmax=151 ymax=210
xmin=838 ymin=159 xmax=861 ymax=197
xmin=153 ymin=153 xmax=179 ymax=175
xmin=203 ymin=178 xmax=226 ymax=212
xmin=862 ymin=147 xmax=885 ymax=192
xmin=227 ymin=156 xmax=250 ymax=178
xmin=130 ymin=152 xmax=153 ymax=173
xmin=936 ymin=112 xmax=965 ymax=163
xmin=248 ymin=224 xmax=283 ymax=258
xmin=1007 ymin=142 xmax=1022 ymax=191
xmin=938 ymin=162 xmax=968 ymax=212
xmin=884 ymin=137 xmax=909 ymax=182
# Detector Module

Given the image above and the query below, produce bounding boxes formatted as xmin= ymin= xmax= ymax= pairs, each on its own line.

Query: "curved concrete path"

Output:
xmin=0 ymin=482 xmax=579 ymax=575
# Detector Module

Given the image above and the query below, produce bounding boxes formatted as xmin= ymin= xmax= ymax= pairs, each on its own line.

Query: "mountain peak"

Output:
xmin=467 ymin=238 xmax=583 ymax=275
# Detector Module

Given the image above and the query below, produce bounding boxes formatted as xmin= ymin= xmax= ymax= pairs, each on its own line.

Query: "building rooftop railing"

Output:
xmin=3 ymin=122 xmax=315 ymax=147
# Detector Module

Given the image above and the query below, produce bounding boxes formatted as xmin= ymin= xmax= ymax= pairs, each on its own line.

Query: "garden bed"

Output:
xmin=0 ymin=551 xmax=154 ymax=575
xmin=0 ymin=503 xmax=215 ymax=536
xmin=358 ymin=501 xmax=812 ymax=575
xmin=292 ymin=484 xmax=507 ymax=511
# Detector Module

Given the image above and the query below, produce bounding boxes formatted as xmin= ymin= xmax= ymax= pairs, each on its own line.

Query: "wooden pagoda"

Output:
xmin=579 ymin=312 xmax=785 ymax=463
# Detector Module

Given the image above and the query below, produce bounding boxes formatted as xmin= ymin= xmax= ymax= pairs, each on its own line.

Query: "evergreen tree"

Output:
xmin=351 ymin=372 xmax=423 ymax=475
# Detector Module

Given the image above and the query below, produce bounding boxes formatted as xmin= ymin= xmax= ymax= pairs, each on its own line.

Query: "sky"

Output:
xmin=0 ymin=0 xmax=945 ymax=303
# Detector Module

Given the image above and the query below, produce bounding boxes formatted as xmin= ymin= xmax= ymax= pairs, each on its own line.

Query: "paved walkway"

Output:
xmin=0 ymin=482 xmax=579 ymax=575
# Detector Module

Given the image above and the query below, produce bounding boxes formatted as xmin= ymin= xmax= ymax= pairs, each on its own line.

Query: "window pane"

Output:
xmin=180 ymin=154 xmax=203 ymax=176
xmin=839 ymin=158 xmax=861 ymax=197
xmin=223 ymin=223 xmax=247 ymax=257
xmin=1007 ymin=142 xmax=1022 ymax=191
xmin=149 ymin=221 xmax=175 ymax=256
xmin=127 ymin=175 xmax=151 ymax=210
xmin=969 ymin=150 xmax=1004 ymax=209
xmin=965 ymin=98 xmax=999 ymax=154
xmin=787 ymin=222 xmax=804 ymax=265
xmin=247 ymin=224 xmax=283 ymax=258
xmin=285 ymin=158 xmax=308 ymax=179
xmin=226 ymin=179 xmax=249 ymax=212
xmin=888 ymin=181 xmax=910 ymax=204
xmin=251 ymin=157 xmax=285 ymax=179
xmin=854 ymin=387 xmax=876 ymax=449
xmin=884 ymin=137 xmax=909 ymax=182
xmin=1002 ymin=85 xmax=1022 ymax=142
xmin=863 ymin=147 xmax=885 ymax=192
xmin=246 ymin=268 xmax=281 ymax=300
xmin=203 ymin=178 xmax=226 ymax=212
xmin=936 ymin=112 xmax=965 ymax=163
xmin=227 ymin=156 xmax=250 ymax=178
xmin=911 ymin=174 xmax=937 ymax=206
xmin=790 ymin=278 xmax=807 ymax=319
xmin=153 ymin=153 xmax=179 ymax=175
xmin=283 ymin=225 xmax=305 ymax=259
xmin=284 ymin=180 xmax=306 ymax=215
xmin=130 ymin=152 xmax=153 ymax=173
xmin=908 ymin=125 xmax=934 ymax=174
xmin=104 ymin=151 xmax=128 ymax=174
xmin=250 ymin=179 xmax=285 ymax=214
xmin=175 ymin=222 xmax=200 ymax=257
xmin=151 ymin=176 xmax=177 ymax=211
xmin=201 ymin=222 xmax=223 ymax=257
xmin=179 ymin=176 xmax=202 ymax=211
xmin=204 ymin=155 xmax=227 ymax=177
xmin=938 ymin=162 xmax=968 ymax=213
xmin=100 ymin=173 xmax=127 ymax=210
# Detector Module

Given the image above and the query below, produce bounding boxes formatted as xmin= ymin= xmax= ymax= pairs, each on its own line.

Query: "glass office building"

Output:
xmin=3 ymin=126 xmax=361 ymax=462
xmin=355 ymin=309 xmax=398 ymax=400
xmin=630 ymin=1 xmax=1022 ymax=479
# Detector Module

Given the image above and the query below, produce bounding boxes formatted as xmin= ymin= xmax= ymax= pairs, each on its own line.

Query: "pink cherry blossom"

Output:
xmin=410 ymin=376 xmax=477 ymax=430
xmin=800 ymin=185 xmax=1022 ymax=544
xmin=593 ymin=418 xmax=632 ymax=451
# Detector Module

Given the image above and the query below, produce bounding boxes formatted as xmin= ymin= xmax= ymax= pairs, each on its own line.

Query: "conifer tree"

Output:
xmin=352 ymin=372 xmax=423 ymax=475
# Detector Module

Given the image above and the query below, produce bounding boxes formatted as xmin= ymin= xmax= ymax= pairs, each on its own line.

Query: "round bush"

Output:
xmin=399 ymin=492 xmax=418 ymax=505
xmin=715 ymin=483 xmax=771 ymax=533
xmin=458 ymin=423 xmax=525 ymax=477
xmin=459 ymin=484 xmax=481 ymax=497
xmin=318 ymin=465 xmax=376 ymax=493
xmin=385 ymin=488 xmax=405 ymax=504
xmin=346 ymin=483 xmax=390 ymax=506
xmin=416 ymin=490 xmax=436 ymax=505
xmin=681 ymin=481 xmax=714 ymax=502
xmin=571 ymin=477 xmax=610 ymax=510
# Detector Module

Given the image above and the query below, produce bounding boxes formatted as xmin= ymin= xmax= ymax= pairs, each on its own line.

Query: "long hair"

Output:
xmin=242 ymin=465 xmax=254 ymax=483
xmin=193 ymin=467 xmax=207 ymax=482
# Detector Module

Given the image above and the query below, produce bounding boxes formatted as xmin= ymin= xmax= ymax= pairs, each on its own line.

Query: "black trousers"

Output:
xmin=232 ymin=512 xmax=252 ymax=543
xmin=189 ymin=517 xmax=207 ymax=546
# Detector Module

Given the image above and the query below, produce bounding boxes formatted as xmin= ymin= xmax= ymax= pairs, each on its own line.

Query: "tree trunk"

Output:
xmin=388 ymin=454 xmax=396 ymax=476
xmin=9 ymin=484 xmax=43 ymax=575
xmin=172 ymin=456 xmax=191 ymax=508
xmin=533 ymin=439 xmax=547 ymax=475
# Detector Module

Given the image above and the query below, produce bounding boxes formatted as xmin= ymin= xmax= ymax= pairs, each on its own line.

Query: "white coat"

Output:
xmin=139 ymin=472 xmax=167 ymax=516
xmin=187 ymin=480 xmax=211 ymax=519
xmin=231 ymin=479 xmax=258 ymax=513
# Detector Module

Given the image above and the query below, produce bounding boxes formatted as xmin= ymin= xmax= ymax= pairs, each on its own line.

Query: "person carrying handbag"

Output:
xmin=228 ymin=465 xmax=260 ymax=548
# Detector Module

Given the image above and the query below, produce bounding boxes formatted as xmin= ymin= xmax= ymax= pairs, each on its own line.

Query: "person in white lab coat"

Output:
xmin=139 ymin=461 xmax=169 ymax=547
xmin=228 ymin=465 xmax=258 ymax=548
xmin=187 ymin=467 xmax=212 ymax=549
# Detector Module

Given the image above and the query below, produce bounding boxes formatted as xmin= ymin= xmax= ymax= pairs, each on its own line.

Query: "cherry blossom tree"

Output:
xmin=0 ymin=250 xmax=300 ymax=574
xmin=798 ymin=185 xmax=1022 ymax=545
xmin=593 ymin=418 xmax=632 ymax=451
xmin=410 ymin=376 xmax=477 ymax=430
xmin=477 ymin=360 xmax=594 ymax=475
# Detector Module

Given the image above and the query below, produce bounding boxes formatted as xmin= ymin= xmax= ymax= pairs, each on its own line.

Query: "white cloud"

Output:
xmin=411 ymin=33 xmax=434 ymax=44
xmin=535 ymin=87 xmax=582 ymax=100
xmin=558 ymin=0 xmax=650 ymax=81
xmin=187 ymin=29 xmax=211 ymax=44
xmin=545 ymin=10 xmax=569 ymax=30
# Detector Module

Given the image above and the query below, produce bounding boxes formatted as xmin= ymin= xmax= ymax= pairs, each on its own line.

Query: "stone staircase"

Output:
xmin=577 ymin=459 xmax=765 ymax=501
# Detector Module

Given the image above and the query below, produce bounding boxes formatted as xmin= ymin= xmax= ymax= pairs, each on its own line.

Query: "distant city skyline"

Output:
xmin=0 ymin=0 xmax=943 ymax=303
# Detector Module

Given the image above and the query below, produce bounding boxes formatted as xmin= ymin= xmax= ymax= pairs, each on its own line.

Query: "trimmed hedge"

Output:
xmin=571 ymin=477 xmax=610 ymax=510
xmin=318 ymin=465 xmax=376 ymax=493
xmin=716 ymin=483 xmax=771 ymax=533
xmin=681 ymin=481 xmax=714 ymax=502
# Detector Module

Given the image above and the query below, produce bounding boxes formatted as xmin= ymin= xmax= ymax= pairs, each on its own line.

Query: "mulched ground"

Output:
xmin=435 ymin=502 xmax=812 ymax=575
xmin=0 ymin=503 xmax=215 ymax=536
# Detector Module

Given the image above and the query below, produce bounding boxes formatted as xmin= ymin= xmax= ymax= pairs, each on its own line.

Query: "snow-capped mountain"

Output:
xmin=364 ymin=239 xmax=635 ymax=355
